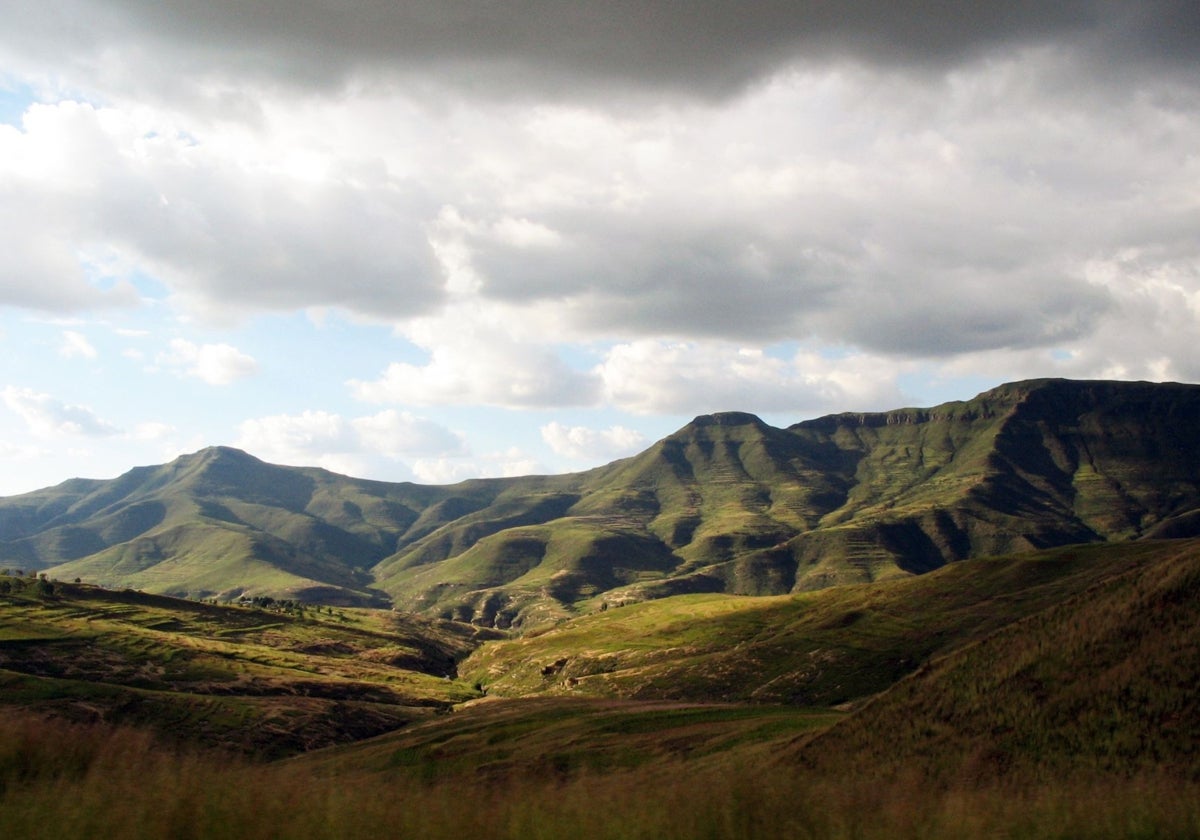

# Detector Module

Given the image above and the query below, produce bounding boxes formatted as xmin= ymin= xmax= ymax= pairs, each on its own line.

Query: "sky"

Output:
xmin=0 ymin=1 xmax=1198 ymax=496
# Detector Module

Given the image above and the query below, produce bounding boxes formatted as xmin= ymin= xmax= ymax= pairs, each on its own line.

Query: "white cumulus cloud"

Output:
xmin=236 ymin=410 xmax=351 ymax=465
xmin=351 ymin=409 xmax=466 ymax=459
xmin=235 ymin=408 xmax=468 ymax=479
xmin=1 ymin=386 xmax=120 ymax=438
xmin=157 ymin=339 xmax=258 ymax=385
xmin=130 ymin=421 xmax=175 ymax=441
xmin=349 ymin=305 xmax=598 ymax=409
xmin=413 ymin=448 xmax=542 ymax=484
xmin=595 ymin=340 xmax=908 ymax=416
xmin=541 ymin=422 xmax=646 ymax=462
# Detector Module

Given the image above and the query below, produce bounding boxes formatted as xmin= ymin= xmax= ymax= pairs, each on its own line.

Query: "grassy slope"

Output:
xmin=0 ymin=580 xmax=496 ymax=756
xmin=3 ymin=448 xmax=462 ymax=604
xmin=774 ymin=390 xmax=1018 ymax=585
xmin=776 ymin=380 xmax=1200 ymax=585
xmin=299 ymin=696 xmax=838 ymax=783
xmin=48 ymin=516 xmax=397 ymax=606
xmin=278 ymin=537 xmax=1200 ymax=814
xmin=368 ymin=404 xmax=1017 ymax=623
xmin=792 ymin=536 xmax=1200 ymax=783
xmin=460 ymin=539 xmax=1163 ymax=705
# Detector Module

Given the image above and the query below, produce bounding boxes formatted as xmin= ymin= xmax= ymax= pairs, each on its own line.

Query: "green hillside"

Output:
xmin=11 ymin=538 xmax=1194 ymax=773
xmin=458 ymin=538 xmax=1168 ymax=704
xmin=793 ymin=536 xmax=1200 ymax=783
xmin=371 ymin=379 xmax=1200 ymax=625
xmin=282 ymin=537 xmax=1200 ymax=794
xmin=0 ymin=447 xmax=466 ymax=605
xmin=3 ymin=379 xmax=1200 ymax=627
xmin=0 ymin=579 xmax=495 ymax=756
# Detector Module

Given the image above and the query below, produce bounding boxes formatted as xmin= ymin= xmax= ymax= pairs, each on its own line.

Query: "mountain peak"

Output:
xmin=687 ymin=411 xmax=765 ymax=428
xmin=159 ymin=446 xmax=258 ymax=484
xmin=185 ymin=446 xmax=260 ymax=465
xmin=157 ymin=446 xmax=317 ymax=509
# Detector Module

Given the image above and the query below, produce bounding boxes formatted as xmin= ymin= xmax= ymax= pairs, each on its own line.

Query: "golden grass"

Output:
xmin=2 ymin=711 xmax=1197 ymax=840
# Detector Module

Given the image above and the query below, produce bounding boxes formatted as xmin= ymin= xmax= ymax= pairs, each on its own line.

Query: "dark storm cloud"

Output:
xmin=470 ymin=218 xmax=845 ymax=341
xmin=6 ymin=1 xmax=1197 ymax=100
xmin=823 ymin=269 xmax=1114 ymax=355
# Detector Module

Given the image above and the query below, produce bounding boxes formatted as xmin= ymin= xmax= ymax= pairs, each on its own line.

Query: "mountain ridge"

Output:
xmin=3 ymin=378 xmax=1200 ymax=625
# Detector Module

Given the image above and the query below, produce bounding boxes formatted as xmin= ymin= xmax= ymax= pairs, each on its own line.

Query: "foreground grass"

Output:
xmin=299 ymin=697 xmax=841 ymax=782
xmin=2 ymin=712 xmax=1197 ymax=840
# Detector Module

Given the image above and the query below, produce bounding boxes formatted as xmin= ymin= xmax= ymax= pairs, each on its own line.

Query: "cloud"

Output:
xmin=2 ymin=36 xmax=1194 ymax=378
xmin=1066 ymin=250 xmax=1200 ymax=382
xmin=157 ymin=339 xmax=258 ymax=385
xmin=350 ymin=410 xmax=466 ymax=459
xmin=58 ymin=330 xmax=97 ymax=359
xmin=541 ymin=422 xmax=646 ymax=462
xmin=596 ymin=340 xmax=909 ymax=416
xmin=409 ymin=458 xmax=478 ymax=485
xmin=349 ymin=329 xmax=914 ymax=420
xmin=235 ymin=408 xmax=467 ymax=477
xmin=4 ymin=2 xmax=1195 ymax=107
xmin=235 ymin=410 xmax=353 ymax=469
xmin=349 ymin=305 xmax=599 ymax=409
xmin=402 ymin=59 xmax=1188 ymax=364
xmin=0 ymin=100 xmax=442 ymax=322
xmin=413 ymin=449 xmax=543 ymax=485
xmin=0 ymin=440 xmax=46 ymax=462
xmin=0 ymin=131 xmax=139 ymax=312
xmin=349 ymin=350 xmax=596 ymax=410
xmin=130 ymin=421 xmax=174 ymax=441
xmin=2 ymin=386 xmax=120 ymax=437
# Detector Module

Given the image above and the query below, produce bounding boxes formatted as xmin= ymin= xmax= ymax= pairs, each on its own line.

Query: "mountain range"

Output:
xmin=3 ymin=377 xmax=1199 ymax=628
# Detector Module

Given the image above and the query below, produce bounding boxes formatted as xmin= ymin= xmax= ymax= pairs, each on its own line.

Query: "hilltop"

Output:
xmin=2 ymin=378 xmax=1200 ymax=627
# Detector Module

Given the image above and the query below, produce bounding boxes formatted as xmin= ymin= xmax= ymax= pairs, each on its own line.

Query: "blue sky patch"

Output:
xmin=0 ymin=81 xmax=35 ymax=128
